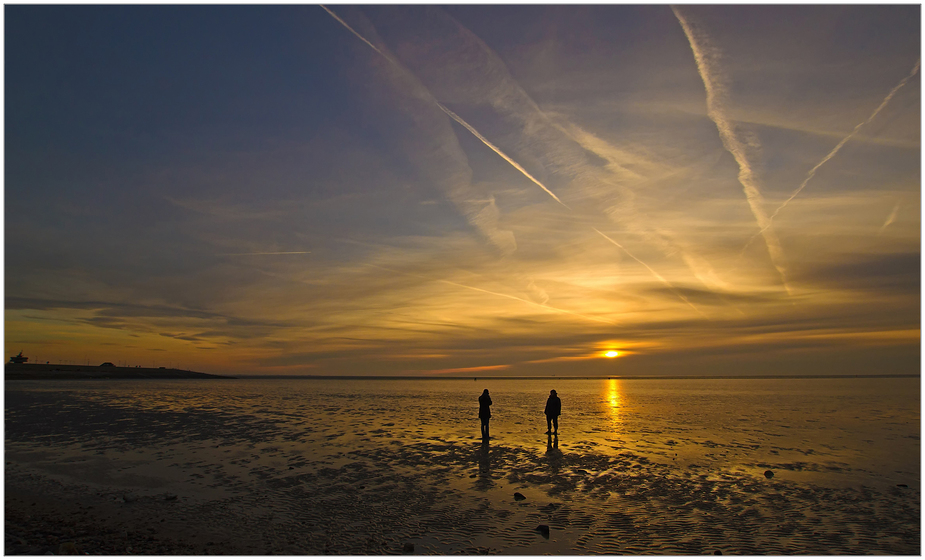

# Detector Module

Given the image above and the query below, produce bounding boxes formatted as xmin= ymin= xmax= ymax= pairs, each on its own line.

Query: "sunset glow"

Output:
xmin=4 ymin=5 xmax=919 ymax=377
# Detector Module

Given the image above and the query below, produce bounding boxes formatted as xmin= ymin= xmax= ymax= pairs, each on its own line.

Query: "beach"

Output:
xmin=4 ymin=377 xmax=920 ymax=555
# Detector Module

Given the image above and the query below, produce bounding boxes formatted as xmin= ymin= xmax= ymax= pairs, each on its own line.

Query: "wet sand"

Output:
xmin=5 ymin=378 xmax=920 ymax=555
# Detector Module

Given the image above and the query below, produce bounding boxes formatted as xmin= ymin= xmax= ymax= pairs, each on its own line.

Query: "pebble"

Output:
xmin=57 ymin=542 xmax=79 ymax=555
xmin=535 ymin=524 xmax=550 ymax=538
xmin=513 ymin=492 xmax=526 ymax=501
xmin=764 ymin=470 xmax=774 ymax=479
xmin=403 ymin=542 xmax=415 ymax=553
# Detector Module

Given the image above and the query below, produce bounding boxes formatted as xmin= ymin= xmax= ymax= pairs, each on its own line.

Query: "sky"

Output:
xmin=4 ymin=5 xmax=921 ymax=377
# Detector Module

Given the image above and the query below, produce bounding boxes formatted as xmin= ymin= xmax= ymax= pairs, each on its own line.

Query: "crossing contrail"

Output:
xmin=673 ymin=6 xmax=790 ymax=294
xmin=427 ymin=10 xmax=733 ymax=296
xmin=742 ymin=59 xmax=920 ymax=252
xmin=772 ymin=60 xmax=920 ymax=221
xmin=327 ymin=5 xmax=708 ymax=316
xmin=320 ymin=5 xmax=569 ymax=210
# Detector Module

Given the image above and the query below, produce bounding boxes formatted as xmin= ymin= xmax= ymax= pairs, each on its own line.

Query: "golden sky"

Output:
xmin=5 ymin=5 xmax=920 ymax=376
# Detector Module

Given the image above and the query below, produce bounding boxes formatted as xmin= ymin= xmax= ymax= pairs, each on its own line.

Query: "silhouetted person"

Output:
xmin=544 ymin=389 xmax=561 ymax=434
xmin=478 ymin=389 xmax=492 ymax=439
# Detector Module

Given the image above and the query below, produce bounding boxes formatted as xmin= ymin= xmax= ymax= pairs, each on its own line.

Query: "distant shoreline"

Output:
xmin=5 ymin=363 xmax=234 ymax=380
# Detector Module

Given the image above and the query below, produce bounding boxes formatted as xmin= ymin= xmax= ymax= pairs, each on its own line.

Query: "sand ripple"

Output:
xmin=5 ymin=380 xmax=920 ymax=554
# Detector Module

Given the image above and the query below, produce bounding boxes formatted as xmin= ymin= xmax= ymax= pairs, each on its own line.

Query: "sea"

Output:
xmin=4 ymin=376 xmax=920 ymax=554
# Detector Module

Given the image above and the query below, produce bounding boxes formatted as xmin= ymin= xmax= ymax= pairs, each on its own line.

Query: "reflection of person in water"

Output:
xmin=544 ymin=389 xmax=561 ymax=434
xmin=479 ymin=439 xmax=490 ymax=474
xmin=545 ymin=433 xmax=561 ymax=474
xmin=478 ymin=389 xmax=492 ymax=439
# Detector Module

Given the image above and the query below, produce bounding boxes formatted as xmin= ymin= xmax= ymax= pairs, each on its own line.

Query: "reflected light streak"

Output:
xmin=604 ymin=378 xmax=624 ymax=427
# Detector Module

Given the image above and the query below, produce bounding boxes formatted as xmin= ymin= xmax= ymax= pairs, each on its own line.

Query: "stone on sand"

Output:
xmin=513 ymin=492 xmax=526 ymax=501
xmin=57 ymin=542 xmax=80 ymax=555
xmin=763 ymin=470 xmax=774 ymax=479
xmin=535 ymin=524 xmax=550 ymax=538
xmin=403 ymin=542 xmax=415 ymax=553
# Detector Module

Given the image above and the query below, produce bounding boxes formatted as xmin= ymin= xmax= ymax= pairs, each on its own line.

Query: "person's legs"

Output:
xmin=546 ymin=415 xmax=552 ymax=434
xmin=552 ymin=416 xmax=558 ymax=434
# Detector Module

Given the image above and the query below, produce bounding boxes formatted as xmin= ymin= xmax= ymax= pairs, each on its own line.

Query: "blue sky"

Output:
xmin=5 ymin=5 xmax=920 ymax=376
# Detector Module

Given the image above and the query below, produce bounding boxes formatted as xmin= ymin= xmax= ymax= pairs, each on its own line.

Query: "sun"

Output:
xmin=604 ymin=350 xmax=619 ymax=358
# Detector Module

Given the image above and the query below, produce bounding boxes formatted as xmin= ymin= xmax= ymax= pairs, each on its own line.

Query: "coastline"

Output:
xmin=5 ymin=363 xmax=234 ymax=380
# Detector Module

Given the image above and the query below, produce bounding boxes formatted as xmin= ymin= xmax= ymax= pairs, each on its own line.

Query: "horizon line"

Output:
xmin=230 ymin=374 xmax=919 ymax=381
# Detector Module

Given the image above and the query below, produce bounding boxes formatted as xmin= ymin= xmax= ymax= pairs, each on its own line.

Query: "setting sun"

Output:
xmin=604 ymin=351 xmax=619 ymax=358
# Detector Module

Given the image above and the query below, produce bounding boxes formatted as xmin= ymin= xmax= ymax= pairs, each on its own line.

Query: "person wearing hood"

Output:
xmin=478 ymin=389 xmax=492 ymax=439
xmin=544 ymin=389 xmax=561 ymax=434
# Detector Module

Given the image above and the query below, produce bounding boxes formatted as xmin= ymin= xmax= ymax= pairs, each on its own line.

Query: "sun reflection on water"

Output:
xmin=605 ymin=378 xmax=623 ymax=427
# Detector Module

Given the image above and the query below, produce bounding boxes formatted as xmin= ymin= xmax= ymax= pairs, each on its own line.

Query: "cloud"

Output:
xmin=321 ymin=5 xmax=573 ymax=254
xmin=354 ymin=6 xmax=743 ymax=300
xmin=878 ymin=202 xmax=901 ymax=235
xmin=792 ymin=252 xmax=920 ymax=294
xmin=672 ymin=6 xmax=790 ymax=293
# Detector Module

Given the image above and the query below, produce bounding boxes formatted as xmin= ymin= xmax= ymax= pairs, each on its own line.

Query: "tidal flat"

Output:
xmin=5 ymin=377 xmax=920 ymax=554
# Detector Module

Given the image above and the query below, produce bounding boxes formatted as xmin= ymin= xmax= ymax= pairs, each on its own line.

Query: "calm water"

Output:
xmin=5 ymin=376 xmax=920 ymax=554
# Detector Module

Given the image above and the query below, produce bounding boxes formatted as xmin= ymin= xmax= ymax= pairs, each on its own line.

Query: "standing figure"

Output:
xmin=478 ymin=389 xmax=492 ymax=439
xmin=544 ymin=389 xmax=561 ymax=434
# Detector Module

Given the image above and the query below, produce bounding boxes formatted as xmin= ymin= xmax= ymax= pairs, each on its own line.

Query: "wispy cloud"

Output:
xmin=878 ymin=201 xmax=902 ymax=235
xmin=377 ymin=8 xmax=734 ymax=298
xmin=369 ymin=264 xmax=617 ymax=326
xmin=593 ymin=228 xmax=703 ymax=316
xmin=672 ymin=6 xmax=790 ymax=294
xmin=423 ymin=364 xmax=510 ymax=375
xmin=320 ymin=5 xmax=569 ymax=211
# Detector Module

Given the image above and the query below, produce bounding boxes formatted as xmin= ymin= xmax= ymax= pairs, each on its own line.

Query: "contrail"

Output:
xmin=772 ymin=60 xmax=920 ymax=221
xmin=319 ymin=5 xmax=387 ymax=59
xmin=328 ymin=6 xmax=704 ymax=315
xmin=369 ymin=264 xmax=616 ymax=325
xmin=220 ymin=251 xmax=311 ymax=256
xmin=673 ymin=6 xmax=790 ymax=294
xmin=742 ymin=60 xmax=920 ymax=252
xmin=436 ymin=103 xmax=570 ymax=209
xmin=593 ymin=228 xmax=705 ymax=316
xmin=878 ymin=201 xmax=901 ymax=235
xmin=320 ymin=5 xmax=569 ymax=210
xmin=431 ymin=10 xmax=733 ymax=295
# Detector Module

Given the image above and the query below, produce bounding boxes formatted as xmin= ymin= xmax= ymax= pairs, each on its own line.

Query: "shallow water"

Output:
xmin=5 ymin=377 xmax=920 ymax=554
